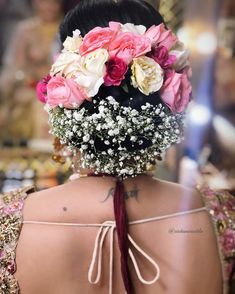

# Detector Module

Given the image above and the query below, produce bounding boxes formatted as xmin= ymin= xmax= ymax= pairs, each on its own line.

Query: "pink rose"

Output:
xmin=104 ymin=57 xmax=128 ymax=86
xmin=80 ymin=27 xmax=118 ymax=56
xmin=184 ymin=65 xmax=193 ymax=78
xmin=47 ymin=76 xmax=89 ymax=108
xmin=36 ymin=75 xmax=51 ymax=103
xmin=109 ymin=21 xmax=122 ymax=31
xmin=109 ymin=32 xmax=151 ymax=64
xmin=145 ymin=23 xmax=177 ymax=50
xmin=160 ymin=70 xmax=192 ymax=113
xmin=150 ymin=45 xmax=176 ymax=69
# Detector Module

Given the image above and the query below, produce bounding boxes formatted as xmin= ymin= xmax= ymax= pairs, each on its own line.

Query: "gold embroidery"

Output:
xmin=0 ymin=186 xmax=34 ymax=294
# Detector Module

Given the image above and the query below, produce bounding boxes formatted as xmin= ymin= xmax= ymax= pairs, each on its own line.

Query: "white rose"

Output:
xmin=170 ymin=41 xmax=190 ymax=71
xmin=50 ymin=52 xmax=80 ymax=78
xmin=73 ymin=29 xmax=81 ymax=37
xmin=63 ymin=34 xmax=82 ymax=53
xmin=75 ymin=49 xmax=109 ymax=97
xmin=121 ymin=23 xmax=146 ymax=35
xmin=82 ymin=48 xmax=108 ymax=76
xmin=131 ymin=56 xmax=164 ymax=95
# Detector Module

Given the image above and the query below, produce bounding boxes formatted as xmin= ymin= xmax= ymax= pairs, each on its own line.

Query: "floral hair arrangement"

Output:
xmin=49 ymin=97 xmax=184 ymax=176
xmin=37 ymin=22 xmax=192 ymax=177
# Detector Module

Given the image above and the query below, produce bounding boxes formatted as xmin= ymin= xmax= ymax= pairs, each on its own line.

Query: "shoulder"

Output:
xmin=21 ymin=178 xmax=116 ymax=221
xmin=152 ymin=178 xmax=205 ymax=210
xmin=157 ymin=182 xmax=235 ymax=289
xmin=21 ymin=182 xmax=86 ymax=222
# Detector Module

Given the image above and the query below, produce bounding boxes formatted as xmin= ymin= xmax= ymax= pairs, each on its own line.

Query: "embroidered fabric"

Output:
xmin=0 ymin=185 xmax=234 ymax=294
xmin=196 ymin=186 xmax=235 ymax=294
xmin=0 ymin=186 xmax=35 ymax=294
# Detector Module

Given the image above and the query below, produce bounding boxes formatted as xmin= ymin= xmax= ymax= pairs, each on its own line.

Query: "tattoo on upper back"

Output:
xmin=100 ymin=186 xmax=139 ymax=203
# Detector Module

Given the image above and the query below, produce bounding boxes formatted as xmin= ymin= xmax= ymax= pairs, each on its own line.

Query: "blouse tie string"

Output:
xmin=23 ymin=207 xmax=208 ymax=292
xmin=87 ymin=220 xmax=160 ymax=294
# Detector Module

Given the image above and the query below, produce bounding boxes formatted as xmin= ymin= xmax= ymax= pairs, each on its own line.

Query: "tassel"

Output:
xmin=113 ymin=179 xmax=134 ymax=294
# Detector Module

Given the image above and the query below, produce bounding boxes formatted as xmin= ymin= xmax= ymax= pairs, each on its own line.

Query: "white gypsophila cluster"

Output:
xmin=48 ymin=96 xmax=184 ymax=178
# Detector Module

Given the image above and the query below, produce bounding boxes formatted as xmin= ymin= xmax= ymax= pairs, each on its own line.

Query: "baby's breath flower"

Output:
xmin=83 ymin=134 xmax=90 ymax=142
xmin=48 ymin=96 xmax=184 ymax=178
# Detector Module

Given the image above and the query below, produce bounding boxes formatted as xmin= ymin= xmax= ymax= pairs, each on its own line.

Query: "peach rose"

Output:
xmin=47 ymin=76 xmax=88 ymax=108
xmin=145 ymin=23 xmax=177 ymax=50
xmin=131 ymin=56 xmax=164 ymax=95
xmin=79 ymin=27 xmax=118 ymax=55
xmin=160 ymin=70 xmax=192 ymax=113
xmin=109 ymin=32 xmax=151 ymax=64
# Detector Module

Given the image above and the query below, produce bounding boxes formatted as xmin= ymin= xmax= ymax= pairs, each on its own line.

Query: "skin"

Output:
xmin=15 ymin=175 xmax=222 ymax=294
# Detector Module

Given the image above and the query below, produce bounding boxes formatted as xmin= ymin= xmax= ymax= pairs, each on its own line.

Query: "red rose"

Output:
xmin=150 ymin=45 xmax=176 ymax=69
xmin=36 ymin=75 xmax=51 ymax=103
xmin=104 ymin=57 xmax=128 ymax=86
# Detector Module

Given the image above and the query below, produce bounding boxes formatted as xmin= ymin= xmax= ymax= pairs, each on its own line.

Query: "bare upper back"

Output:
xmin=15 ymin=176 xmax=222 ymax=294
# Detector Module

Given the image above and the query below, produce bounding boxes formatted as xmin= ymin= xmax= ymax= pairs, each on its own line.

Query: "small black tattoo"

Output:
xmin=100 ymin=186 xmax=139 ymax=202
xmin=63 ymin=207 xmax=68 ymax=212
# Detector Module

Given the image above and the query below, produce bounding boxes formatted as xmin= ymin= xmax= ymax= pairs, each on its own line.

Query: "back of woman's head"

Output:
xmin=38 ymin=0 xmax=191 ymax=177
xmin=60 ymin=0 xmax=164 ymax=41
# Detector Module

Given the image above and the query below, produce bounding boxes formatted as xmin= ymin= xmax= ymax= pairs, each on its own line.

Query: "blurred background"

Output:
xmin=0 ymin=0 xmax=234 ymax=194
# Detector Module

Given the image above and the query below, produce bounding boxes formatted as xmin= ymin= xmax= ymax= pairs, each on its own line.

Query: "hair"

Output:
xmin=59 ymin=1 xmax=165 ymax=293
xmin=60 ymin=0 xmax=164 ymax=41
xmin=62 ymin=0 xmax=81 ymax=15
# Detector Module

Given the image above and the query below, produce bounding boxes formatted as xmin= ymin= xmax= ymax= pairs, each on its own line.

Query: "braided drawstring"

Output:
xmin=113 ymin=179 xmax=134 ymax=294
